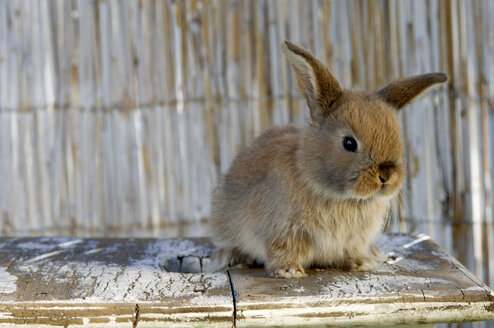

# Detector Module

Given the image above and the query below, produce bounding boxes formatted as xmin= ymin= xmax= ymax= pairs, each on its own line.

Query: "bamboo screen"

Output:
xmin=1 ymin=0 xmax=493 ymax=290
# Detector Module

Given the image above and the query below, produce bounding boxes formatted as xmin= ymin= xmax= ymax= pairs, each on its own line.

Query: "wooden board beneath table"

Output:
xmin=0 ymin=234 xmax=493 ymax=327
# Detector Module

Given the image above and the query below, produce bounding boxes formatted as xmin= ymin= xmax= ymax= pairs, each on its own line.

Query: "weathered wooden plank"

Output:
xmin=0 ymin=237 xmax=233 ymax=327
xmin=230 ymin=234 xmax=494 ymax=327
xmin=0 ymin=234 xmax=493 ymax=327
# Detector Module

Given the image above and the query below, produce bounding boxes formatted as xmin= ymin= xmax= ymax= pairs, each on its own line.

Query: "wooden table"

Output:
xmin=0 ymin=234 xmax=493 ymax=327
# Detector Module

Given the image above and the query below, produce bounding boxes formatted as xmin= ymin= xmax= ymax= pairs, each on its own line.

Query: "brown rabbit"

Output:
xmin=210 ymin=41 xmax=447 ymax=278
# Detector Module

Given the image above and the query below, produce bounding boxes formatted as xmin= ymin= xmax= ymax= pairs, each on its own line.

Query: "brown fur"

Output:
xmin=210 ymin=41 xmax=447 ymax=278
xmin=376 ymin=73 xmax=448 ymax=109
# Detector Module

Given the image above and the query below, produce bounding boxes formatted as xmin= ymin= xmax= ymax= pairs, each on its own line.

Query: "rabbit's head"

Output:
xmin=282 ymin=41 xmax=447 ymax=200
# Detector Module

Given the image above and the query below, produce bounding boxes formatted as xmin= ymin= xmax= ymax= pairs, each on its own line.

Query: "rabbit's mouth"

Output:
xmin=377 ymin=180 xmax=403 ymax=197
xmin=378 ymin=183 xmax=391 ymax=194
xmin=353 ymin=185 xmax=400 ymax=200
xmin=352 ymin=174 xmax=403 ymax=200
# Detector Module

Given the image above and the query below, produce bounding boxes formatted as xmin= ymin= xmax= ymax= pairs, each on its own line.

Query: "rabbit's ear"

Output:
xmin=281 ymin=41 xmax=342 ymax=124
xmin=376 ymin=73 xmax=447 ymax=109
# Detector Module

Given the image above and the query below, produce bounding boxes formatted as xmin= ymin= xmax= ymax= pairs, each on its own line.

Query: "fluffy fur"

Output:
xmin=210 ymin=41 xmax=447 ymax=278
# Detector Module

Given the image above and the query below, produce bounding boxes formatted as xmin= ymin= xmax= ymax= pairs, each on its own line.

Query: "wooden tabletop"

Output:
xmin=0 ymin=234 xmax=493 ymax=327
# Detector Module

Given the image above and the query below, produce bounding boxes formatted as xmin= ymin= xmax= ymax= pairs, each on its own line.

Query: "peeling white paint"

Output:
xmin=14 ymin=255 xmax=228 ymax=303
xmin=0 ymin=268 xmax=16 ymax=293
xmin=83 ymin=248 xmax=103 ymax=255
xmin=318 ymin=273 xmax=447 ymax=300
xmin=24 ymin=250 xmax=64 ymax=263
xmin=402 ymin=233 xmax=430 ymax=249
xmin=58 ymin=239 xmax=83 ymax=248
xmin=16 ymin=241 xmax=56 ymax=251
xmin=1 ymin=235 xmax=494 ymax=327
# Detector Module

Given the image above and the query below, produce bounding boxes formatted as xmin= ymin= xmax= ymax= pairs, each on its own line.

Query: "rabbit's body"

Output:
xmin=210 ymin=41 xmax=447 ymax=278
xmin=212 ymin=99 xmax=393 ymax=276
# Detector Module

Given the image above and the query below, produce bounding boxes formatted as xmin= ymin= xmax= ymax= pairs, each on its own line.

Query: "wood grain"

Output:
xmin=0 ymin=0 xmax=494 ymax=302
xmin=0 ymin=234 xmax=493 ymax=327
xmin=230 ymin=234 xmax=494 ymax=327
xmin=0 ymin=237 xmax=233 ymax=327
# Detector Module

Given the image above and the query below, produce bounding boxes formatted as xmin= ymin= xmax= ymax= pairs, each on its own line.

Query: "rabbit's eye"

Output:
xmin=343 ymin=137 xmax=358 ymax=152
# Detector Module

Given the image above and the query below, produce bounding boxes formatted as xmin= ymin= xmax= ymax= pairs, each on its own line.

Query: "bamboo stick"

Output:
xmin=0 ymin=1 xmax=493 ymax=294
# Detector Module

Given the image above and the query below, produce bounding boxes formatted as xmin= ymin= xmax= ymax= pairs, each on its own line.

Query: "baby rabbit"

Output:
xmin=210 ymin=41 xmax=447 ymax=278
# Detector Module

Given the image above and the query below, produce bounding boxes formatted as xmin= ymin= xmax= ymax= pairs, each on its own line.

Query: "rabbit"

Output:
xmin=210 ymin=40 xmax=447 ymax=278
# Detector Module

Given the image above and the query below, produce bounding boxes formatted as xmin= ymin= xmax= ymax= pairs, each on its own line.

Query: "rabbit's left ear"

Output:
xmin=281 ymin=41 xmax=342 ymax=124
xmin=376 ymin=73 xmax=448 ymax=109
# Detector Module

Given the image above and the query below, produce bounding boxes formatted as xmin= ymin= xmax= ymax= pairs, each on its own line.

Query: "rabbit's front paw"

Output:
xmin=269 ymin=263 xmax=307 ymax=278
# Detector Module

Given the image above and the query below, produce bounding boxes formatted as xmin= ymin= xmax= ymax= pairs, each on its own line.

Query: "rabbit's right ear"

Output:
xmin=281 ymin=41 xmax=342 ymax=124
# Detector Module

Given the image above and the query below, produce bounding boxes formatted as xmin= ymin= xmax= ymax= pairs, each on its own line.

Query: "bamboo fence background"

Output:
xmin=1 ymin=0 xmax=494 ymax=312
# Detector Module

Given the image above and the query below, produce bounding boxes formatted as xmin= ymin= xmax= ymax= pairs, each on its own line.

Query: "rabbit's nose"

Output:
xmin=378 ymin=162 xmax=395 ymax=184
